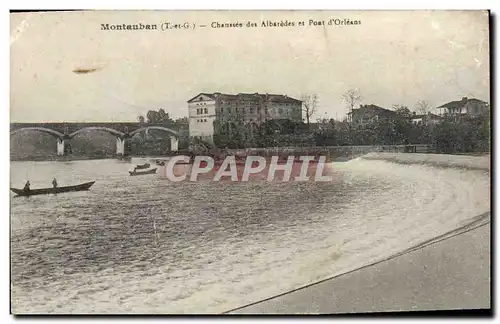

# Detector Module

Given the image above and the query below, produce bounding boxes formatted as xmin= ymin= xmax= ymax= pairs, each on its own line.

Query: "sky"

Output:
xmin=10 ymin=10 xmax=490 ymax=122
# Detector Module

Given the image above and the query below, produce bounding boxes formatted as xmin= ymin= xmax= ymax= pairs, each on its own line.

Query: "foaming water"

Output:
xmin=10 ymin=157 xmax=490 ymax=314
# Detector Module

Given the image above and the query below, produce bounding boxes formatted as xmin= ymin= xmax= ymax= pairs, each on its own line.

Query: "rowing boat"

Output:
xmin=135 ymin=163 xmax=151 ymax=170
xmin=129 ymin=168 xmax=157 ymax=176
xmin=10 ymin=181 xmax=96 ymax=197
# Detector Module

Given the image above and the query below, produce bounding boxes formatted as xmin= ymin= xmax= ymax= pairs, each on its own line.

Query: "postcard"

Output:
xmin=10 ymin=10 xmax=490 ymax=315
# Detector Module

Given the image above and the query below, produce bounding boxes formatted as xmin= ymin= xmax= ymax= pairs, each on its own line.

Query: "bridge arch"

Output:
xmin=68 ymin=127 xmax=125 ymax=139
xmin=129 ymin=126 xmax=180 ymax=137
xmin=10 ymin=127 xmax=65 ymax=139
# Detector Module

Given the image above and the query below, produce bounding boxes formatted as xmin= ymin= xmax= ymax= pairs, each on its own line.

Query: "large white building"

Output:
xmin=187 ymin=93 xmax=217 ymax=142
xmin=187 ymin=92 xmax=302 ymax=144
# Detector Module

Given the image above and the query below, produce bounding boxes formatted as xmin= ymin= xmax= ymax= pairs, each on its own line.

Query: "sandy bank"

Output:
xmin=360 ymin=152 xmax=490 ymax=171
xmin=228 ymin=218 xmax=490 ymax=314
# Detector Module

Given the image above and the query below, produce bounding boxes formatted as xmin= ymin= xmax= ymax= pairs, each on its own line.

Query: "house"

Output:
xmin=410 ymin=112 xmax=442 ymax=126
xmin=187 ymin=92 xmax=302 ymax=143
xmin=436 ymin=97 xmax=489 ymax=118
xmin=347 ymin=104 xmax=398 ymax=126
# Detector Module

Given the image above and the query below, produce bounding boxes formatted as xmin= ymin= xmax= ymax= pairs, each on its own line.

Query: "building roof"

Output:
xmin=186 ymin=93 xmax=216 ymax=103
xmin=349 ymin=104 xmax=397 ymax=116
xmin=187 ymin=92 xmax=302 ymax=103
xmin=437 ymin=97 xmax=487 ymax=109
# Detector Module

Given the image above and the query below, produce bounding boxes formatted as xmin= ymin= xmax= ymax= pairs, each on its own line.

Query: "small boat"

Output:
xmin=10 ymin=181 xmax=96 ymax=197
xmin=156 ymin=160 xmax=165 ymax=166
xmin=135 ymin=163 xmax=151 ymax=170
xmin=129 ymin=168 xmax=157 ymax=176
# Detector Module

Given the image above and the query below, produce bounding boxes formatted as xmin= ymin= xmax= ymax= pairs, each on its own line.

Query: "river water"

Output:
xmin=10 ymin=157 xmax=490 ymax=314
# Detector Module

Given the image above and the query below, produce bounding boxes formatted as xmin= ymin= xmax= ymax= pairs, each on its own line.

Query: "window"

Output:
xmin=220 ymin=107 xmax=224 ymax=114
xmin=204 ymin=108 xmax=208 ymax=114
xmin=279 ymin=107 xmax=284 ymax=114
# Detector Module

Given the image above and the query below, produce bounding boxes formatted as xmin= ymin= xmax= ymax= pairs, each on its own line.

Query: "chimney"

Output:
xmin=462 ymin=97 xmax=468 ymax=101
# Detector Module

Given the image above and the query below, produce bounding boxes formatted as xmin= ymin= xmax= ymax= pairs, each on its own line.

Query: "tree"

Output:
xmin=416 ymin=100 xmax=431 ymax=115
xmin=341 ymin=89 xmax=362 ymax=145
xmin=341 ymin=88 xmax=363 ymax=116
xmin=175 ymin=116 xmax=188 ymax=124
xmin=137 ymin=115 xmax=145 ymax=124
xmin=301 ymin=94 xmax=318 ymax=126
xmin=158 ymin=108 xmax=169 ymax=122
xmin=314 ymin=118 xmax=337 ymax=146
xmin=146 ymin=110 xmax=159 ymax=124
xmin=393 ymin=104 xmax=412 ymax=118
xmin=146 ymin=109 xmax=172 ymax=124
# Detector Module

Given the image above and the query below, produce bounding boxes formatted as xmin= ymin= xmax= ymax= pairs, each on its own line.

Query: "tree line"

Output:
xmin=132 ymin=109 xmax=189 ymax=154
xmin=213 ymin=89 xmax=490 ymax=154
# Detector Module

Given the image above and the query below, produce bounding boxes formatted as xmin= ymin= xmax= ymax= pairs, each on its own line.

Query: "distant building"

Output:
xmin=411 ymin=112 xmax=442 ymax=125
xmin=347 ymin=104 xmax=398 ymax=126
xmin=187 ymin=92 xmax=302 ymax=143
xmin=436 ymin=97 xmax=489 ymax=118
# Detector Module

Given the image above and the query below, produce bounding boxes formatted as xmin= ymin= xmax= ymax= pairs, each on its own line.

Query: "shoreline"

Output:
xmin=9 ymin=151 xmax=491 ymax=163
xmin=228 ymin=214 xmax=491 ymax=314
xmin=9 ymin=155 xmax=171 ymax=162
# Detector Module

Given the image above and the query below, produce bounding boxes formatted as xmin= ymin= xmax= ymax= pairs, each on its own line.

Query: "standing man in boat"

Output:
xmin=52 ymin=178 xmax=58 ymax=188
xmin=23 ymin=181 xmax=30 ymax=191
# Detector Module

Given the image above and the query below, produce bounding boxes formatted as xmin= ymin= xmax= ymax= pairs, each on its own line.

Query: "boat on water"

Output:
xmin=129 ymin=168 xmax=157 ymax=176
xmin=155 ymin=160 xmax=165 ymax=166
xmin=135 ymin=163 xmax=151 ymax=170
xmin=10 ymin=181 xmax=96 ymax=197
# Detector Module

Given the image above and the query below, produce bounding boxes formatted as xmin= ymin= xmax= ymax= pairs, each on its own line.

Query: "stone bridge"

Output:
xmin=10 ymin=122 xmax=180 ymax=156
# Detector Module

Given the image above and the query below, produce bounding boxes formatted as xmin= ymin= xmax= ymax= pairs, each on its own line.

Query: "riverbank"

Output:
xmin=10 ymin=148 xmax=490 ymax=163
xmin=9 ymin=154 xmax=173 ymax=162
xmin=228 ymin=216 xmax=491 ymax=314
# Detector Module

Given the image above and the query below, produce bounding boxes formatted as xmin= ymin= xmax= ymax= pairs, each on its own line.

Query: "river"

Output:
xmin=10 ymin=157 xmax=490 ymax=314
